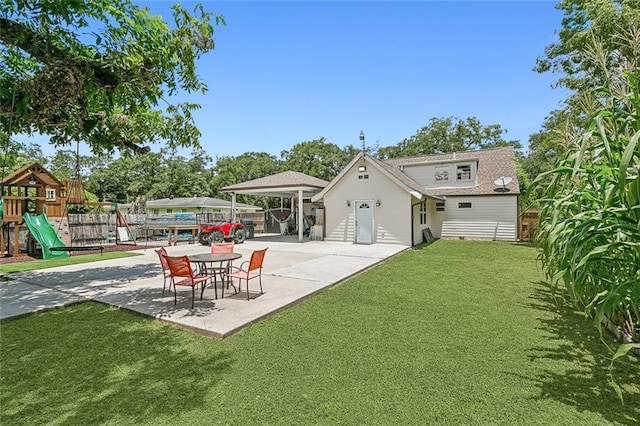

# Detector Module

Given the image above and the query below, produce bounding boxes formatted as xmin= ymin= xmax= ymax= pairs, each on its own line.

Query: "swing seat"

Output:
xmin=64 ymin=180 xmax=85 ymax=204
xmin=49 ymin=245 xmax=104 ymax=255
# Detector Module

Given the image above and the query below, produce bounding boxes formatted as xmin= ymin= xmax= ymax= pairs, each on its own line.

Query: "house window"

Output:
xmin=458 ymin=202 xmax=472 ymax=209
xmin=435 ymin=166 xmax=449 ymax=182
xmin=358 ymin=174 xmax=369 ymax=180
xmin=166 ymin=209 xmax=173 ymax=213
xmin=436 ymin=201 xmax=445 ymax=212
xmin=45 ymin=189 xmax=56 ymax=200
xmin=457 ymin=164 xmax=471 ymax=181
xmin=152 ymin=209 xmax=159 ymax=215
xmin=419 ymin=201 xmax=427 ymax=224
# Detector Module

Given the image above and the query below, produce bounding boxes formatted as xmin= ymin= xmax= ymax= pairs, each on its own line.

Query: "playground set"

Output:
xmin=0 ymin=162 xmax=135 ymax=259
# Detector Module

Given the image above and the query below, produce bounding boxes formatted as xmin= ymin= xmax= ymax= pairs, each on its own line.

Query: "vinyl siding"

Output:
xmin=412 ymin=198 xmax=437 ymax=245
xmin=324 ymin=161 xmax=412 ymax=245
xmin=402 ymin=160 xmax=478 ymax=189
xmin=438 ymin=195 xmax=517 ymax=241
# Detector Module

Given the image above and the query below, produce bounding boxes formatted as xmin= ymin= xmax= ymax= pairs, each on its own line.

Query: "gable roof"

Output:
xmin=146 ymin=197 xmax=261 ymax=210
xmin=312 ymin=146 xmax=519 ymax=202
xmin=220 ymin=171 xmax=328 ymax=198
xmin=221 ymin=171 xmax=328 ymax=191
xmin=384 ymin=146 xmax=520 ymax=196
xmin=311 ymin=152 xmax=444 ymax=202
xmin=1 ymin=162 xmax=64 ymax=188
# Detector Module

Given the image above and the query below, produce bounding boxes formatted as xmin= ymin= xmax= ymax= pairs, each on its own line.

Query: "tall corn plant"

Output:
xmin=536 ymin=25 xmax=640 ymax=397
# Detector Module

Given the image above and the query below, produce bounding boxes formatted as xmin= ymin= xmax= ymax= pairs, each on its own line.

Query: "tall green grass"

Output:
xmin=535 ymin=24 xmax=640 ymax=394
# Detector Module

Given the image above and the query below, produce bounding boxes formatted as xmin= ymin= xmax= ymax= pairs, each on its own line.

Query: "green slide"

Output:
xmin=22 ymin=213 xmax=69 ymax=260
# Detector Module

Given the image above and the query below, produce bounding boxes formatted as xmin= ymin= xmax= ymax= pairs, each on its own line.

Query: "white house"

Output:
xmin=311 ymin=146 xmax=520 ymax=245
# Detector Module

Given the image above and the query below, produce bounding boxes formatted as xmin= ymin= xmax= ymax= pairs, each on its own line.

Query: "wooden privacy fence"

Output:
xmin=67 ymin=213 xmax=146 ymax=245
xmin=68 ymin=212 xmax=266 ymax=244
xmin=519 ymin=210 xmax=539 ymax=242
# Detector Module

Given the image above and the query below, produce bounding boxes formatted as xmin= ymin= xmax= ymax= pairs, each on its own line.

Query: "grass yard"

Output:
xmin=1 ymin=240 xmax=638 ymax=424
xmin=0 ymin=251 xmax=140 ymax=274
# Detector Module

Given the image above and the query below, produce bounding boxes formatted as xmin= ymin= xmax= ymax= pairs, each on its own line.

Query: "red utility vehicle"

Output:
xmin=196 ymin=220 xmax=245 ymax=245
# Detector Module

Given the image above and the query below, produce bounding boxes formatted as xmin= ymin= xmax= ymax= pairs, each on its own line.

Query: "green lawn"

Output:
xmin=0 ymin=251 xmax=140 ymax=274
xmin=1 ymin=240 xmax=638 ymax=424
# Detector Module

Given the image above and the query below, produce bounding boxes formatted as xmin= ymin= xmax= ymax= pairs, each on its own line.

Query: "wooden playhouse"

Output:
xmin=0 ymin=162 xmax=76 ymax=256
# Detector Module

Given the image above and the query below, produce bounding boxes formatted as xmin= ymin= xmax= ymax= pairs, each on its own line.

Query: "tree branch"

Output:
xmin=0 ymin=16 xmax=120 ymax=90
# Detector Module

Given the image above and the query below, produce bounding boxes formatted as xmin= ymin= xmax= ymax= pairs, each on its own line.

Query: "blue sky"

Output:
xmin=27 ymin=1 xmax=569 ymax=159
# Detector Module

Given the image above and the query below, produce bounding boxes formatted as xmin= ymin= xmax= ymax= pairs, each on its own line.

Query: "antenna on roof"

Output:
xmin=493 ymin=176 xmax=512 ymax=193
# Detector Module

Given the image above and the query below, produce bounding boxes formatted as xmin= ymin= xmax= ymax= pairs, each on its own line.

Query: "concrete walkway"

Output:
xmin=0 ymin=239 xmax=408 ymax=337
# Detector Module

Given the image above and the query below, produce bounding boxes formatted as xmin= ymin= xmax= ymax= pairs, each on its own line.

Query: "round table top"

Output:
xmin=189 ymin=252 xmax=242 ymax=263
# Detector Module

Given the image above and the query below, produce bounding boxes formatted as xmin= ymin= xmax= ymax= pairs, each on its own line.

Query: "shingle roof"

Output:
xmin=146 ymin=197 xmax=261 ymax=210
xmin=220 ymin=171 xmax=328 ymax=191
xmin=369 ymin=156 xmax=433 ymax=197
xmin=1 ymin=162 xmax=64 ymax=188
xmin=383 ymin=146 xmax=520 ymax=196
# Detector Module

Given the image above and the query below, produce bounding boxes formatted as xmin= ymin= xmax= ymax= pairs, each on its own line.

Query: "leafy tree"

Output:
xmin=522 ymin=109 xmax=581 ymax=182
xmin=0 ymin=136 xmax=45 ymax=177
xmin=0 ymin=0 xmax=224 ymax=155
xmin=535 ymin=0 xmax=639 ymax=95
xmin=46 ymin=149 xmax=99 ymax=182
xmin=527 ymin=0 xmax=639 ymax=188
xmin=280 ymin=138 xmax=357 ymax=182
xmin=377 ymin=116 xmax=522 ymax=159
xmin=211 ymin=152 xmax=280 ymax=206
xmin=150 ymin=148 xmax=214 ymax=199
xmin=84 ymin=152 xmax=163 ymax=203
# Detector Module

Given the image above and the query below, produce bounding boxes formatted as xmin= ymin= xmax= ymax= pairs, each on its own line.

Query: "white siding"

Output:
xmin=324 ymin=161 xmax=412 ymax=245
xmin=402 ymin=160 xmax=478 ymax=189
xmin=412 ymin=198 xmax=437 ymax=245
xmin=438 ymin=195 xmax=518 ymax=241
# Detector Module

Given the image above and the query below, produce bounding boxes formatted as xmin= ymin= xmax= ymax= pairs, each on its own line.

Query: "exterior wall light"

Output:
xmin=376 ymin=200 xmax=381 ymax=207
xmin=346 ymin=200 xmax=351 ymax=207
xmin=358 ymin=165 xmax=366 ymax=172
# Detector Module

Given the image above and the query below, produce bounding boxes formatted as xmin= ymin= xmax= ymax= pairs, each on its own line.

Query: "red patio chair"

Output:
xmin=211 ymin=242 xmax=234 ymax=254
xmin=164 ymin=255 xmax=211 ymax=309
xmin=210 ymin=242 xmax=235 ymax=298
xmin=155 ymin=247 xmax=172 ymax=296
xmin=227 ymin=248 xmax=268 ymax=300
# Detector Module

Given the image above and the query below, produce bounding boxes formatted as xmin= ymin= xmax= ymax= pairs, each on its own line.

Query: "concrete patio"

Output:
xmin=0 ymin=238 xmax=408 ymax=337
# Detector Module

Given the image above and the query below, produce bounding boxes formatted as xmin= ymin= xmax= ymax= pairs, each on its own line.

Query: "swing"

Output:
xmin=49 ymin=142 xmax=105 ymax=255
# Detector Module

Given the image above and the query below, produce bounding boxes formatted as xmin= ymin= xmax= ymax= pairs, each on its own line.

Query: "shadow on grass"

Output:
xmin=526 ymin=281 xmax=639 ymax=424
xmin=0 ymin=302 xmax=232 ymax=424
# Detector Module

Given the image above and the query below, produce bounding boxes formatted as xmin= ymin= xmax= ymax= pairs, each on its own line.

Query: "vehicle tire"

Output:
xmin=211 ymin=231 xmax=225 ymax=243
xmin=197 ymin=231 xmax=213 ymax=246
xmin=233 ymin=229 xmax=246 ymax=244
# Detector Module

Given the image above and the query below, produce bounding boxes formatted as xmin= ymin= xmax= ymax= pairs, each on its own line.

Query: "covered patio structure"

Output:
xmin=220 ymin=171 xmax=328 ymax=242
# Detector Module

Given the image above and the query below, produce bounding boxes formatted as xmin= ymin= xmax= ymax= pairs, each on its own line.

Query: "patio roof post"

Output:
xmin=231 ymin=192 xmax=236 ymax=221
xmin=298 ymin=189 xmax=304 ymax=242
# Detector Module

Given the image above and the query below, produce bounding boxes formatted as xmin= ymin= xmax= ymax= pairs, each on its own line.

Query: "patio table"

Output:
xmin=189 ymin=252 xmax=242 ymax=298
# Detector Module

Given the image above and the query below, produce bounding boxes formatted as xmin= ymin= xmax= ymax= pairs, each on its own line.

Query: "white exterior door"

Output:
xmin=355 ymin=201 xmax=373 ymax=244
